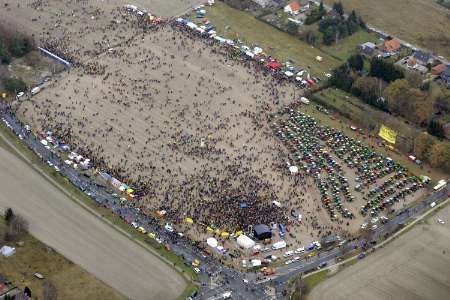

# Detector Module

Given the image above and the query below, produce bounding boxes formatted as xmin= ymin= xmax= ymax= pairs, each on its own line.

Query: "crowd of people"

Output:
xmin=13 ymin=2 xmax=424 ymax=249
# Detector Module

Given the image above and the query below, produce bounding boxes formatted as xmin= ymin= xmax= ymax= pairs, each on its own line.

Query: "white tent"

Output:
xmin=289 ymin=165 xmax=299 ymax=174
xmin=253 ymin=47 xmax=263 ymax=55
xmin=207 ymin=237 xmax=218 ymax=248
xmin=237 ymin=234 xmax=255 ymax=249
xmin=0 ymin=246 xmax=15 ymax=257
xmin=272 ymin=200 xmax=282 ymax=208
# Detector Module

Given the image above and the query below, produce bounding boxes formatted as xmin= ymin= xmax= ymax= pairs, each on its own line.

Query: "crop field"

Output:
xmin=323 ymin=0 xmax=450 ymax=58
xmin=309 ymin=202 xmax=450 ymax=300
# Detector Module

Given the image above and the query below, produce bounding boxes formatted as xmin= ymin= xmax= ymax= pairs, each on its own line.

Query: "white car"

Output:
xmin=131 ymin=222 xmax=139 ymax=228
xmin=193 ymin=267 xmax=201 ymax=273
xmin=295 ymin=247 xmax=305 ymax=254
xmin=17 ymin=92 xmax=25 ymax=98
xmin=293 ymin=256 xmax=300 ymax=261
xmin=283 ymin=250 xmax=294 ymax=257
xmin=285 ymin=260 xmax=293 ymax=265
xmin=437 ymin=218 xmax=445 ymax=224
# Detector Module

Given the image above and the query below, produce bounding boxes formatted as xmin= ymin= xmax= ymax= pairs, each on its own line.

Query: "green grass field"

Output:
xmin=0 ymin=219 xmax=125 ymax=300
xmin=321 ymin=30 xmax=380 ymax=61
xmin=201 ymin=2 xmax=341 ymax=75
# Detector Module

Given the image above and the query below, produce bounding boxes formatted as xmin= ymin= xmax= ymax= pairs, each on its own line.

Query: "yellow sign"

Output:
xmin=379 ymin=125 xmax=397 ymax=144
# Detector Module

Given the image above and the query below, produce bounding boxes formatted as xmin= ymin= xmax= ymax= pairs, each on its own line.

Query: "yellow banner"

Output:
xmin=379 ymin=125 xmax=397 ymax=144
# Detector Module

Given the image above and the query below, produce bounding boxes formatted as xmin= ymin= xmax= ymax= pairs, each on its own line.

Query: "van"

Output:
xmin=31 ymin=86 xmax=41 ymax=95
xmin=272 ymin=240 xmax=287 ymax=250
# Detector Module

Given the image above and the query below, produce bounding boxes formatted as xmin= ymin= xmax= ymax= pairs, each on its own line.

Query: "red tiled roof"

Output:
xmin=384 ymin=39 xmax=401 ymax=52
xmin=288 ymin=1 xmax=300 ymax=12
xmin=431 ymin=63 xmax=446 ymax=75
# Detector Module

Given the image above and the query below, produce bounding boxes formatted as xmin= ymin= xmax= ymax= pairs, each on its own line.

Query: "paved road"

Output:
xmin=0 ymin=146 xmax=185 ymax=300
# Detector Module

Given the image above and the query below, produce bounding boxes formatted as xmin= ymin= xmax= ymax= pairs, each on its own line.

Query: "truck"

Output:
xmin=272 ymin=240 xmax=287 ymax=250
xmin=278 ymin=223 xmax=286 ymax=237
xmin=433 ymin=179 xmax=446 ymax=192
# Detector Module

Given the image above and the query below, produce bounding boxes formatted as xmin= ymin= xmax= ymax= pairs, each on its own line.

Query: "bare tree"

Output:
xmin=4 ymin=208 xmax=14 ymax=225
xmin=43 ymin=280 xmax=58 ymax=300
xmin=4 ymin=214 xmax=28 ymax=241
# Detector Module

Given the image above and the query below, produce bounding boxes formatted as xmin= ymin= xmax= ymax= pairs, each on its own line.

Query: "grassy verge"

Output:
xmin=0 ymin=219 xmax=125 ymax=300
xmin=0 ymin=123 xmax=198 ymax=298
xmin=303 ymin=269 xmax=329 ymax=290
xmin=320 ymin=30 xmax=380 ymax=61
xmin=198 ymin=1 xmax=340 ymax=75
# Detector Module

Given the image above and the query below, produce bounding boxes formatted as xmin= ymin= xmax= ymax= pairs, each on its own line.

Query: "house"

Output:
xmin=284 ymin=1 xmax=301 ymax=15
xmin=431 ymin=63 xmax=447 ymax=76
xmin=359 ymin=42 xmax=377 ymax=58
xmin=406 ymin=57 xmax=428 ymax=74
xmin=383 ymin=38 xmax=401 ymax=54
xmin=413 ymin=50 xmax=433 ymax=66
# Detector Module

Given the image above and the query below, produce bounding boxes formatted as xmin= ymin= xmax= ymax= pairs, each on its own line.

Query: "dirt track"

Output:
xmin=0 ymin=146 xmax=185 ymax=300
xmin=310 ymin=203 xmax=450 ymax=300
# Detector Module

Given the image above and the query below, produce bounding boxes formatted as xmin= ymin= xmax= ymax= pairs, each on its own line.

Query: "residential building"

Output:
xmin=383 ymin=38 xmax=401 ymax=54
xmin=413 ymin=50 xmax=433 ymax=66
xmin=359 ymin=42 xmax=377 ymax=58
xmin=284 ymin=1 xmax=301 ymax=15
xmin=431 ymin=63 xmax=447 ymax=76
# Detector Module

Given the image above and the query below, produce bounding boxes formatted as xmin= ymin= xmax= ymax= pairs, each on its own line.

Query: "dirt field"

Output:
xmin=323 ymin=0 xmax=450 ymax=58
xmin=1 ymin=0 xmax=426 ymax=264
xmin=0 ymin=143 xmax=186 ymax=300
xmin=309 ymin=202 xmax=450 ymax=300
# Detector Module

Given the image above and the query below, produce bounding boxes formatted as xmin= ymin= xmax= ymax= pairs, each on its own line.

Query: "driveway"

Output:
xmin=0 ymin=147 xmax=186 ymax=300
